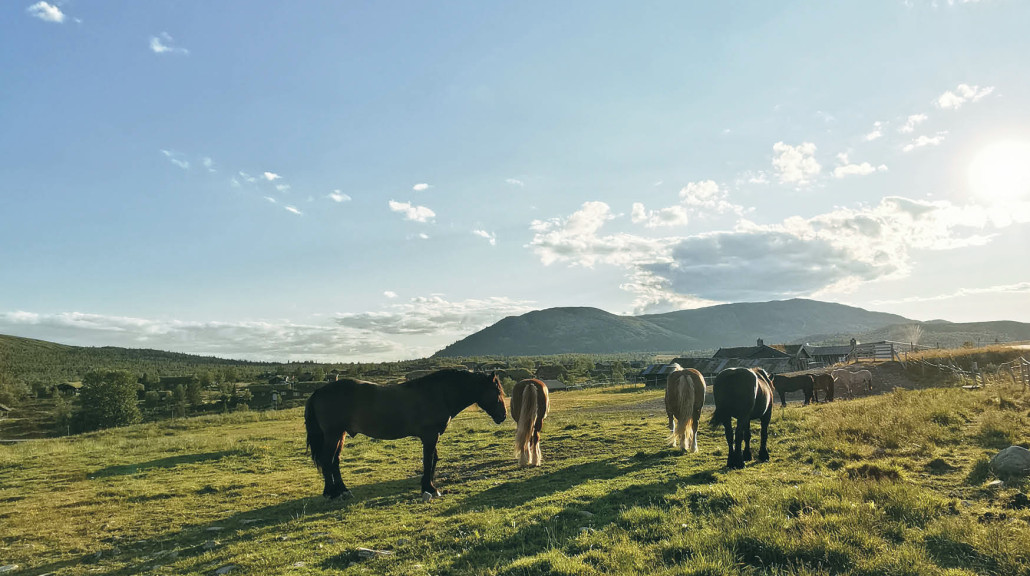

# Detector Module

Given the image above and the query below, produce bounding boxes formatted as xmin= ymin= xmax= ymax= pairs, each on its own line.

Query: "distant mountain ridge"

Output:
xmin=433 ymin=298 xmax=1030 ymax=357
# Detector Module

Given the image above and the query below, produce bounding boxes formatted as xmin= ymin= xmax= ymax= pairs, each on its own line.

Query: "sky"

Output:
xmin=2 ymin=1 xmax=1030 ymax=362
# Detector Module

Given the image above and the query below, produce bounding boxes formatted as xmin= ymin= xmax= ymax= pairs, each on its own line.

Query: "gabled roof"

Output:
xmin=712 ymin=345 xmax=790 ymax=359
xmin=808 ymin=345 xmax=854 ymax=356
xmin=671 ymin=357 xmax=796 ymax=376
xmin=641 ymin=363 xmax=680 ymax=376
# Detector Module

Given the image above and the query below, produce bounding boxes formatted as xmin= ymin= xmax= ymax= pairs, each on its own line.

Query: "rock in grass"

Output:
xmin=989 ymin=446 xmax=1030 ymax=481
xmin=214 ymin=565 xmax=238 ymax=575
xmin=0 ymin=566 xmax=19 ymax=574
xmin=420 ymin=491 xmax=434 ymax=502
xmin=357 ymin=547 xmax=394 ymax=559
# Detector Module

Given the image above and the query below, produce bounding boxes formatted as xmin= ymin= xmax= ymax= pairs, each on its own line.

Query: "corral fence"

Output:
xmin=849 ymin=340 xmax=934 ymax=363
xmin=904 ymin=355 xmax=1030 ymax=389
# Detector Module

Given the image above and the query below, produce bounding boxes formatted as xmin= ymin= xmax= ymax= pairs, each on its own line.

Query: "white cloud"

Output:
xmin=328 ymin=190 xmax=352 ymax=203
xmin=202 ymin=157 xmax=215 ymax=172
xmin=505 ymin=178 xmax=525 ymax=187
xmin=335 ymin=295 xmax=535 ymax=336
xmin=26 ymin=2 xmax=64 ymax=22
xmin=903 ymin=132 xmax=948 ymax=152
xmin=150 ymin=32 xmax=189 ymax=55
xmin=388 ymin=200 xmax=435 ymax=223
xmin=412 ymin=183 xmax=430 ymax=191
xmin=383 ymin=291 xmax=398 ymax=299
xmin=230 ymin=177 xmax=241 ymax=188
xmin=865 ymin=121 xmax=885 ymax=141
xmin=869 ymin=281 xmax=1030 ymax=306
xmin=833 ymin=153 xmax=887 ymax=178
xmin=530 ymin=196 xmax=1030 ymax=311
xmin=631 ymin=203 xmax=689 ymax=228
xmin=772 ymin=142 xmax=821 ymax=185
xmin=529 ymin=201 xmax=674 ymax=268
xmin=285 ymin=206 xmax=302 ymax=215
xmin=0 ymin=311 xmax=402 ymax=362
xmin=238 ymin=171 xmax=257 ymax=183
xmin=898 ymin=114 xmax=928 ymax=134
xmin=276 ymin=184 xmax=291 ymax=192
xmin=472 ymin=229 xmax=497 ymax=245
xmin=936 ymin=83 xmax=994 ymax=109
xmin=418 ymin=233 xmax=430 ymax=240
xmin=160 ymin=149 xmax=189 ymax=170
xmin=263 ymin=172 xmax=282 ymax=181
xmin=264 ymin=196 xmax=277 ymax=204
xmin=678 ymin=180 xmax=744 ymax=215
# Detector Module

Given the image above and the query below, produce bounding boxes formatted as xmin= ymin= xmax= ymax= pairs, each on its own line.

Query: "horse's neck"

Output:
xmin=435 ymin=376 xmax=479 ymax=417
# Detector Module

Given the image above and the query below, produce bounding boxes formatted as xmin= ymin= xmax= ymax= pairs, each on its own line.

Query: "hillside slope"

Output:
xmin=434 ymin=299 xmax=912 ymax=357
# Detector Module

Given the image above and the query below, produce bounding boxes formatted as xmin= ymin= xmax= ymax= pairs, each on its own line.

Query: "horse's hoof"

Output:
xmin=421 ymin=491 xmax=434 ymax=502
xmin=340 ymin=490 xmax=354 ymax=499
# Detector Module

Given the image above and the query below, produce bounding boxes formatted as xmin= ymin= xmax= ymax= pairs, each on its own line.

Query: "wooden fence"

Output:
xmin=905 ymin=355 xmax=1029 ymax=389
xmin=850 ymin=341 xmax=935 ymax=363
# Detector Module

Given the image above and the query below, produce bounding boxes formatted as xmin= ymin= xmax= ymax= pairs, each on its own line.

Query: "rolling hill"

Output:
xmin=433 ymin=299 xmax=912 ymax=357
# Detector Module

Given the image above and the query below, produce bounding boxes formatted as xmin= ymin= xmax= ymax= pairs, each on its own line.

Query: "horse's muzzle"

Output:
xmin=492 ymin=413 xmax=506 ymax=424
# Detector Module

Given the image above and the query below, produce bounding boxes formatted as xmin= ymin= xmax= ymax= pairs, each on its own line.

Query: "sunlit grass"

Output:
xmin=1 ymin=373 xmax=1028 ymax=575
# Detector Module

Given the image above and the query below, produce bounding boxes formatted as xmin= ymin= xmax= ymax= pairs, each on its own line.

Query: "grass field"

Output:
xmin=2 ymin=365 xmax=1029 ymax=575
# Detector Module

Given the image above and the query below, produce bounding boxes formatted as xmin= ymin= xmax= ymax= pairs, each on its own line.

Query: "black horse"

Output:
xmin=813 ymin=373 xmax=835 ymax=402
xmin=771 ymin=373 xmax=815 ymax=407
xmin=709 ymin=367 xmax=774 ymax=469
xmin=304 ymin=369 xmax=507 ymax=499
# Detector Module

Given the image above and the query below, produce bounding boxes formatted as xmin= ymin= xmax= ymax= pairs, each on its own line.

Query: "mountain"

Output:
xmin=433 ymin=299 xmax=914 ymax=357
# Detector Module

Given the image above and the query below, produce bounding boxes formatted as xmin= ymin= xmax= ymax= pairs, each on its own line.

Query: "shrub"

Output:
xmin=73 ymin=370 xmax=143 ymax=432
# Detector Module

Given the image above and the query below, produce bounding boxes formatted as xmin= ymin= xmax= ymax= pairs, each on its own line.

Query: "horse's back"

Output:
xmin=310 ymin=378 xmax=433 ymax=440
xmin=713 ymin=367 xmax=766 ymax=419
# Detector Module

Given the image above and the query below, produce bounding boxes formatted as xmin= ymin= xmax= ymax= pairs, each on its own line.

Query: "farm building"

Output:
xmin=670 ymin=357 xmax=796 ymax=383
xmin=639 ymin=363 xmax=680 ymax=386
xmin=807 ymin=343 xmax=857 ymax=366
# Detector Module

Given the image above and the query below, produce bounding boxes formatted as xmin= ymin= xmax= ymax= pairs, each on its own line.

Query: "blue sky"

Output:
xmin=2 ymin=0 xmax=1029 ymax=361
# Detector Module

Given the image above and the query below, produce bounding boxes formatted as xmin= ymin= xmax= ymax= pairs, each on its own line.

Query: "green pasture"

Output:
xmin=2 ymin=374 xmax=1029 ymax=575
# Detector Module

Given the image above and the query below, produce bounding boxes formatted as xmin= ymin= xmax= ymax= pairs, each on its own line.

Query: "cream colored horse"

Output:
xmin=665 ymin=365 xmax=706 ymax=452
xmin=512 ymin=379 xmax=549 ymax=467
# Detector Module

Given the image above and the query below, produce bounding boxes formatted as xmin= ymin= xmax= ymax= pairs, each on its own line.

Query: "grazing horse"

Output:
xmin=852 ymin=369 xmax=873 ymax=391
xmin=511 ymin=379 xmax=549 ymax=467
xmin=664 ymin=365 xmax=706 ymax=453
xmin=772 ymin=374 xmax=815 ymax=407
xmin=813 ymin=373 xmax=835 ymax=402
xmin=709 ymin=367 xmax=774 ymax=469
xmin=304 ymin=369 xmax=507 ymax=499
xmin=831 ymin=368 xmax=854 ymax=397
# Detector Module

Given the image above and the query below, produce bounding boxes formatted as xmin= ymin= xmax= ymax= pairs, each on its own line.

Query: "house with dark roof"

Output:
xmin=639 ymin=363 xmax=680 ymax=386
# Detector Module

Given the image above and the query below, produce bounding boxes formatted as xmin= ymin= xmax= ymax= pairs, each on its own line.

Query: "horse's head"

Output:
xmin=477 ymin=371 xmax=507 ymax=424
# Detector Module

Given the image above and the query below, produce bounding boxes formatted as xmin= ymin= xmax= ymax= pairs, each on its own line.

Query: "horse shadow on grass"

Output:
xmin=434 ymin=467 xmax=722 ymax=575
xmin=18 ymin=474 xmax=421 ymax=576
xmin=90 ymin=450 xmax=246 ymax=478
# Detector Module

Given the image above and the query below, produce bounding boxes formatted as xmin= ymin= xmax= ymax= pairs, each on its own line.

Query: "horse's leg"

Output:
xmin=320 ymin=434 xmax=348 ymax=498
xmin=722 ymin=421 xmax=737 ymax=468
xmin=741 ymin=419 xmax=753 ymax=462
xmin=420 ymin=435 xmax=441 ymax=497
xmin=778 ymin=390 xmax=787 ymax=408
xmin=758 ymin=410 xmax=771 ymax=462
xmin=803 ymin=387 xmax=812 ymax=406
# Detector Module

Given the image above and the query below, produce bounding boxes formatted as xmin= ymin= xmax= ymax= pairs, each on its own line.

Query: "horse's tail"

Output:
xmin=708 ymin=404 xmax=730 ymax=429
xmin=514 ymin=384 xmax=538 ymax=466
xmin=304 ymin=392 xmax=324 ymax=473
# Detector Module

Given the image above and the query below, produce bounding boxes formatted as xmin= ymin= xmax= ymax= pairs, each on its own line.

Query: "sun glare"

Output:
xmin=968 ymin=140 xmax=1030 ymax=202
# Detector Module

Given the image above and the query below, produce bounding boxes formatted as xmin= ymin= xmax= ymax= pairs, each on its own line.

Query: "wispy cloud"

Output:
xmin=472 ymin=229 xmax=497 ymax=245
xmin=869 ymin=282 xmax=1030 ymax=305
xmin=335 ymin=295 xmax=535 ymax=336
xmin=160 ymin=149 xmax=189 ymax=170
xmin=276 ymin=184 xmax=291 ymax=192
xmin=202 ymin=157 xmax=216 ymax=173
xmin=384 ymin=291 xmax=398 ymax=299
xmin=150 ymin=32 xmax=189 ymax=55
xmin=26 ymin=1 xmax=64 ymax=22
xmin=505 ymin=178 xmax=525 ymax=187
xmin=328 ymin=190 xmax=352 ymax=203
xmin=833 ymin=153 xmax=887 ymax=178
xmin=388 ymin=200 xmax=435 ymax=223
xmin=264 ymin=196 xmax=277 ymax=204
xmin=631 ymin=203 xmax=689 ymax=228
xmin=285 ymin=206 xmax=302 ymax=215
xmin=772 ymin=142 xmax=821 ymax=185
xmin=412 ymin=183 xmax=430 ymax=191
xmin=903 ymin=132 xmax=948 ymax=152
xmin=898 ymin=113 xmax=928 ymax=134
xmin=263 ymin=172 xmax=282 ymax=181
xmin=0 ymin=311 xmax=401 ymax=362
xmin=238 ymin=171 xmax=257 ymax=184
xmin=864 ymin=121 xmax=886 ymax=141
xmin=935 ymin=83 xmax=994 ymax=109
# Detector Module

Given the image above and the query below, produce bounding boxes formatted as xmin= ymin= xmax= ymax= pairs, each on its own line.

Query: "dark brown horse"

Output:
xmin=813 ymin=373 xmax=835 ymax=402
xmin=511 ymin=379 xmax=549 ymax=467
xmin=772 ymin=373 xmax=815 ymax=407
xmin=709 ymin=367 xmax=774 ymax=469
xmin=304 ymin=369 xmax=506 ymax=499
